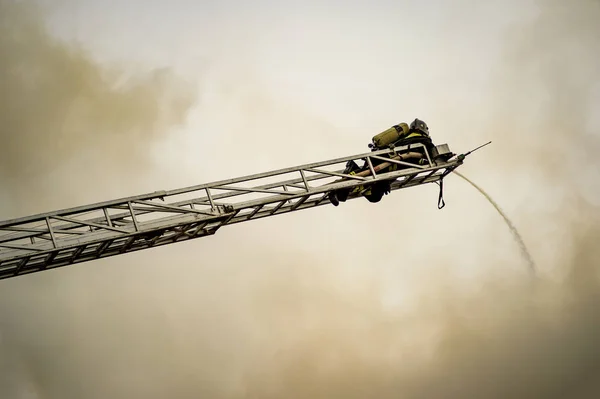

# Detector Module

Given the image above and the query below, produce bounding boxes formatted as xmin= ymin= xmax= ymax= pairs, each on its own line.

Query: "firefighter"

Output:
xmin=329 ymin=118 xmax=433 ymax=206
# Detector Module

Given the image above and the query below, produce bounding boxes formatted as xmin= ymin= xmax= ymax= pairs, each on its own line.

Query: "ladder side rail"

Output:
xmin=0 ymin=144 xmax=429 ymax=243
xmin=0 ymin=144 xmax=424 ymax=228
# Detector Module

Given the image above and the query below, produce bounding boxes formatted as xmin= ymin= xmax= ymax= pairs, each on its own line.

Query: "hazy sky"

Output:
xmin=1 ymin=0 xmax=599 ymax=398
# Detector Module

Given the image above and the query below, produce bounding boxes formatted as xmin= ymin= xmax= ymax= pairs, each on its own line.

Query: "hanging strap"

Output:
xmin=437 ymin=179 xmax=446 ymax=209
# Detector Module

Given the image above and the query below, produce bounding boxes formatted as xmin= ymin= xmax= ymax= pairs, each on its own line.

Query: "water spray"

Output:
xmin=451 ymin=142 xmax=537 ymax=275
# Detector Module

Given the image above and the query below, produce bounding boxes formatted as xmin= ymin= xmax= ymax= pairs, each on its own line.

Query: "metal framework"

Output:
xmin=0 ymin=143 xmax=464 ymax=280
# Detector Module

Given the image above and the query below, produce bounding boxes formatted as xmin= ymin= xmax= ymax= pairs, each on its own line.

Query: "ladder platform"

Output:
xmin=0 ymin=143 xmax=464 ymax=280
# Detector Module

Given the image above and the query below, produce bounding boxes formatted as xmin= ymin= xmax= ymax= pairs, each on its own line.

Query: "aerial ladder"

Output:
xmin=0 ymin=141 xmax=479 ymax=280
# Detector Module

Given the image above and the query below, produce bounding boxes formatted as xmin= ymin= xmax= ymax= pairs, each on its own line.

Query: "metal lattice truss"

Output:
xmin=0 ymin=143 xmax=464 ymax=280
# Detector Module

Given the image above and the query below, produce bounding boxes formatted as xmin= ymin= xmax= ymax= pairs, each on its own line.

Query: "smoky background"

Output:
xmin=0 ymin=0 xmax=599 ymax=398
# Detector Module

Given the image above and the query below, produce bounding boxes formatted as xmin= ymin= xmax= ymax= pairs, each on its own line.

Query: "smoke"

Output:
xmin=1 ymin=0 xmax=599 ymax=398
xmin=0 ymin=2 xmax=197 ymax=394
xmin=0 ymin=0 xmax=197 ymax=216
xmin=237 ymin=1 xmax=600 ymax=397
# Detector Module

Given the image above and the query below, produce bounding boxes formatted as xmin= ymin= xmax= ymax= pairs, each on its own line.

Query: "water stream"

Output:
xmin=453 ymin=171 xmax=536 ymax=276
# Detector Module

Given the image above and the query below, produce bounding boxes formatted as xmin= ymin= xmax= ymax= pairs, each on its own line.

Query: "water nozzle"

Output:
xmin=456 ymin=140 xmax=492 ymax=162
